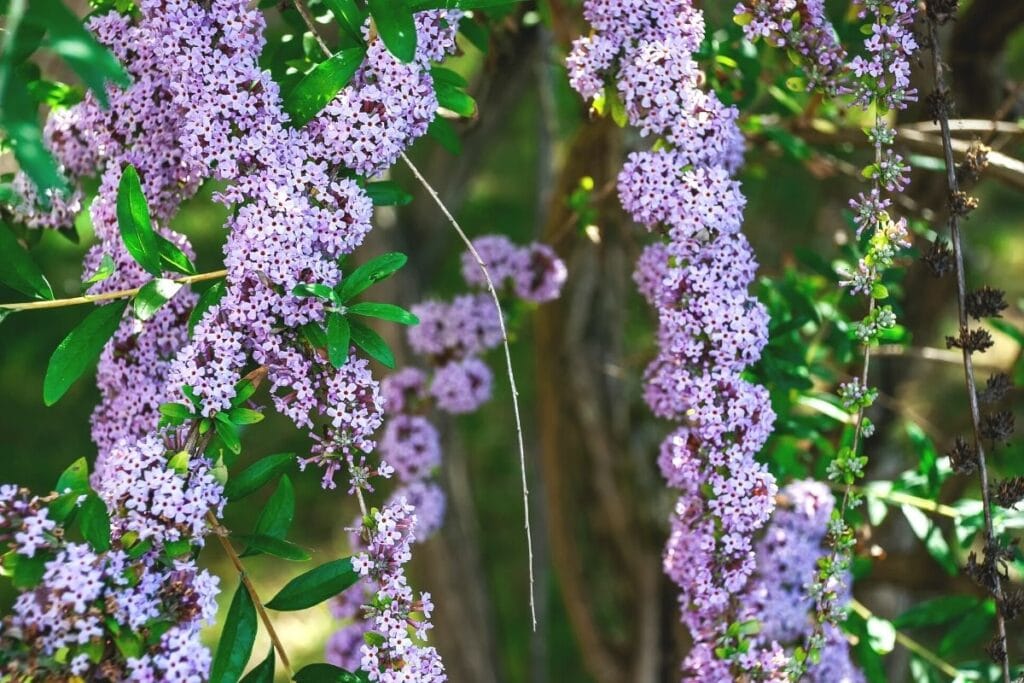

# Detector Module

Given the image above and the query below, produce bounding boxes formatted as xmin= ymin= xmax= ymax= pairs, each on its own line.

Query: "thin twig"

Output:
xmin=828 ymin=482 xmax=960 ymax=519
xmin=206 ymin=511 xmax=293 ymax=674
xmin=0 ymin=270 xmax=227 ymax=312
xmin=926 ymin=11 xmax=1012 ymax=682
xmin=401 ymin=152 xmax=538 ymax=631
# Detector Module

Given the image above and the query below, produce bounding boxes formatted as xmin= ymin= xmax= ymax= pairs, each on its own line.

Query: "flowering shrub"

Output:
xmin=0 ymin=0 xmax=1022 ymax=682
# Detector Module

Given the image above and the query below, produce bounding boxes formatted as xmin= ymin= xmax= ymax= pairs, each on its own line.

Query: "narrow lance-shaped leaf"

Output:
xmin=117 ymin=165 xmax=163 ymax=276
xmin=241 ymin=476 xmax=295 ymax=558
xmin=410 ymin=0 xmax=526 ymax=9
xmin=80 ymin=493 xmax=111 ymax=553
xmin=321 ymin=0 xmax=366 ymax=45
xmin=26 ymin=0 xmax=131 ymax=108
xmin=134 ymin=278 xmax=184 ymax=322
xmin=292 ymin=663 xmax=366 ymax=683
xmin=349 ymin=319 xmax=395 ymax=369
xmin=83 ymin=253 xmax=116 ymax=287
xmin=367 ymin=0 xmax=417 ymax=63
xmin=209 ymin=579 xmax=258 ymax=683
xmin=224 ymin=453 xmax=295 ymax=501
xmin=44 ymin=300 xmax=129 ymax=406
xmin=155 ymin=234 xmax=196 ymax=275
xmin=348 ymin=302 xmax=418 ymax=325
xmin=337 ymin=252 xmax=407 ymax=302
xmin=239 ymin=649 xmax=275 ymax=683
xmin=189 ymin=281 xmax=226 ymax=335
xmin=235 ymin=533 xmax=311 ymax=562
xmin=0 ymin=219 xmax=53 ymax=300
xmin=265 ymin=557 xmax=359 ymax=611
xmin=283 ymin=47 xmax=366 ymax=127
xmin=55 ymin=457 xmax=90 ymax=493
xmin=326 ymin=312 xmax=351 ymax=369
xmin=364 ymin=181 xmax=412 ymax=207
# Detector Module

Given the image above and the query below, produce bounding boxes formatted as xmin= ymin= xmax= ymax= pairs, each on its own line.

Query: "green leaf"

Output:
xmin=432 ymin=68 xmax=476 ymax=118
xmin=215 ymin=416 xmax=242 ymax=455
xmin=117 ymin=165 xmax=163 ymax=276
xmin=283 ymin=47 xmax=366 ymax=127
xmin=48 ymin=491 xmax=80 ymax=523
xmin=327 ymin=312 xmax=351 ymax=369
xmin=235 ymin=534 xmax=311 ymax=562
xmin=321 ymin=0 xmax=365 ymax=44
xmin=901 ymin=504 xmax=957 ymax=575
xmin=55 ymin=457 xmax=90 ymax=493
xmin=337 ymin=252 xmax=407 ymax=302
xmin=84 ymin=253 xmax=116 ymax=287
xmin=241 ymin=476 xmax=295 ymax=558
xmin=228 ymin=407 xmax=264 ymax=425
xmin=0 ymin=219 xmax=53 ymax=300
xmin=364 ymin=181 xmax=412 ymax=207
xmin=80 ymin=493 xmax=111 ymax=553
xmin=367 ymin=0 xmax=417 ymax=63
xmin=155 ymin=234 xmax=196 ymax=275
xmin=240 ymin=649 xmax=275 ymax=683
xmin=349 ymin=319 xmax=395 ymax=368
xmin=224 ymin=453 xmax=295 ymax=501
xmin=210 ymin=579 xmax=258 ymax=683
xmin=11 ymin=551 xmax=48 ymax=589
xmin=457 ymin=16 xmax=489 ymax=54
xmin=189 ymin=281 xmax=227 ymax=335
xmin=293 ymin=663 xmax=365 ymax=683
xmin=27 ymin=0 xmax=131 ymax=109
xmin=266 ymin=557 xmax=359 ymax=611
xmin=348 ymin=302 xmax=418 ymax=325
xmin=892 ymin=595 xmax=980 ymax=630
xmin=43 ymin=300 xmax=129 ymax=406
xmin=159 ymin=402 xmax=193 ymax=422
xmin=292 ymin=283 xmax=337 ymax=301
xmin=113 ymin=630 xmax=143 ymax=660
xmin=134 ymin=278 xmax=184 ymax=321
xmin=427 ymin=117 xmax=461 ymax=154
xmin=938 ymin=599 xmax=994 ymax=656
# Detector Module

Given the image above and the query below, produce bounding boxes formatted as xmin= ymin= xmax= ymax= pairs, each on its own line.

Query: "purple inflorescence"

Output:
xmin=569 ymin=1 xmax=863 ymax=679
xmin=326 ymin=235 xmax=565 ymax=668
xmin=733 ymin=1 xmax=846 ymax=91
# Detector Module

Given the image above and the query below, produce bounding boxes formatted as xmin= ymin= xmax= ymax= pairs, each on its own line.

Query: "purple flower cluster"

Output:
xmin=744 ymin=482 xmax=863 ymax=682
xmin=733 ymin=1 xmax=846 ymax=91
xmin=568 ymin=1 xmax=794 ymax=679
xmin=327 ymin=236 xmax=565 ymax=669
xmin=347 ymin=499 xmax=445 ymax=682
xmin=848 ymin=0 xmax=918 ymax=110
xmin=0 ymin=456 xmax=220 ymax=680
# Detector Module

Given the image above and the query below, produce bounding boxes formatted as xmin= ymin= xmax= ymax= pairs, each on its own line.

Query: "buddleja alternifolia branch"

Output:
xmin=924 ymin=2 xmax=1021 ymax=679
xmin=292 ymin=0 xmax=538 ymax=630
xmin=799 ymin=0 xmax=920 ymax=671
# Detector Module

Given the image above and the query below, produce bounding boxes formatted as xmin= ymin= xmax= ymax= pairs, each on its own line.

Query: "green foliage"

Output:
xmin=234 ymin=533 xmax=311 ymax=562
xmin=134 ymin=278 xmax=183 ymax=321
xmin=367 ymin=0 xmax=417 ymax=63
xmin=43 ymin=300 xmax=129 ymax=405
xmin=364 ymin=180 xmax=412 ymax=207
xmin=189 ymin=281 xmax=227 ymax=334
xmin=210 ymin=579 xmax=258 ymax=683
xmin=292 ymin=663 xmax=367 ymax=682
xmin=224 ymin=452 xmax=296 ymax=501
xmin=283 ymin=47 xmax=367 ymax=126
xmin=0 ymin=219 xmax=53 ymax=300
xmin=117 ymin=165 xmax=163 ymax=277
xmin=241 ymin=476 xmax=296 ymax=558
xmin=240 ymin=649 xmax=275 ymax=683
xmin=265 ymin=557 xmax=359 ymax=611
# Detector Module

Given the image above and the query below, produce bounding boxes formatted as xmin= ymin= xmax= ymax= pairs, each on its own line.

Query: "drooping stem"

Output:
xmin=925 ymin=11 xmax=1011 ymax=681
xmin=289 ymin=2 xmax=538 ymax=630
xmin=401 ymin=152 xmax=538 ymax=631
xmin=0 ymin=269 xmax=227 ymax=312
xmin=206 ymin=511 xmax=293 ymax=674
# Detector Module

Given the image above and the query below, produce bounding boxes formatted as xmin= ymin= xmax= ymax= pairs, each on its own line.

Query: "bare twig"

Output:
xmin=400 ymin=152 xmax=537 ymax=631
xmin=926 ymin=10 xmax=1012 ymax=681
xmin=0 ymin=270 xmax=227 ymax=312
xmin=206 ymin=511 xmax=293 ymax=674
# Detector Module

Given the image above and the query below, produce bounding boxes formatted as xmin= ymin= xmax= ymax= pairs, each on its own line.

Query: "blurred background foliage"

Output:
xmin=2 ymin=0 xmax=1024 ymax=681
